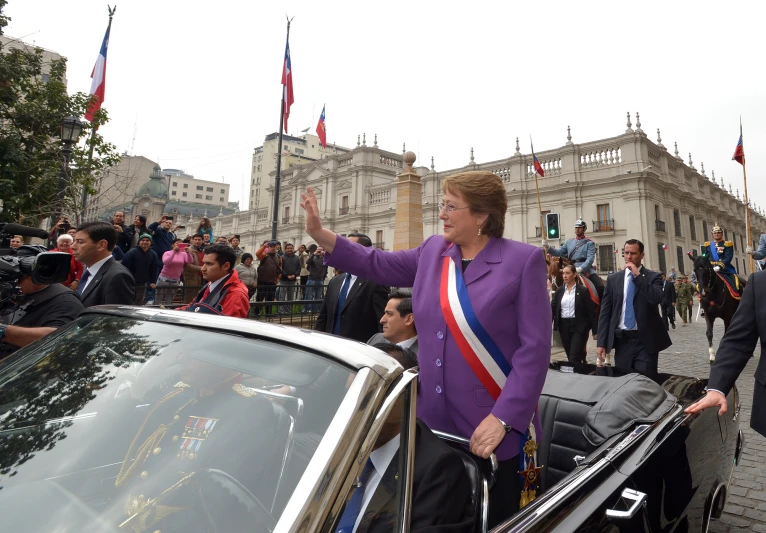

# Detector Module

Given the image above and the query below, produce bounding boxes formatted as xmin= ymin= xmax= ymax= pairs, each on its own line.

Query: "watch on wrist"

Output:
xmin=495 ymin=415 xmax=512 ymax=433
xmin=0 ymin=324 xmax=7 ymax=342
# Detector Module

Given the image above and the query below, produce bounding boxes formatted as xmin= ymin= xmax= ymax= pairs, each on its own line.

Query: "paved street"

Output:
xmin=553 ymin=305 xmax=763 ymax=532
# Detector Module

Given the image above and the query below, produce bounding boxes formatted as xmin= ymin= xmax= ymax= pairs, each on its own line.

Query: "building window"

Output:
xmin=196 ymin=194 xmax=202 ymax=199
xmin=206 ymin=187 xmax=213 ymax=192
xmin=282 ymin=206 xmax=290 ymax=225
xmin=171 ymin=191 xmax=177 ymax=196
xmin=220 ymin=197 xmax=224 ymax=202
xmin=736 ymin=258 xmax=740 ymax=272
xmin=182 ymin=192 xmax=187 ymax=197
xmin=740 ymin=234 xmax=745 ymax=250
xmin=295 ymin=148 xmax=304 ymax=155
xmin=724 ymin=229 xmax=729 ymax=241
xmin=689 ymin=216 xmax=697 ymax=241
xmin=676 ymin=246 xmax=685 ymax=275
xmin=673 ymin=210 xmax=682 ymax=237
xmin=597 ymin=244 xmax=615 ymax=273
xmin=594 ymin=204 xmax=612 ymax=232
xmin=732 ymin=232 xmax=737 ymax=251
xmin=196 ymin=185 xmax=203 ymax=191
xmin=172 ymin=181 xmax=177 ymax=187
xmin=183 ymin=183 xmax=188 ymax=189
xmin=339 ymin=195 xmax=349 ymax=216
xmin=220 ymin=189 xmax=225 ymax=194
xmin=205 ymin=195 xmax=212 ymax=200
xmin=657 ymin=243 xmax=667 ymax=274
xmin=702 ymin=220 xmax=709 ymax=237
xmin=375 ymin=230 xmax=384 ymax=249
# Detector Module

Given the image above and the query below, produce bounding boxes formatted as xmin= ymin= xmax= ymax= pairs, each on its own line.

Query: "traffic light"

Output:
xmin=546 ymin=213 xmax=560 ymax=240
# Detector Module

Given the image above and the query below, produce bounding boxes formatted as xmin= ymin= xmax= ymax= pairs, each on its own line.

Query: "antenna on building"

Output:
xmin=128 ymin=115 xmax=138 ymax=155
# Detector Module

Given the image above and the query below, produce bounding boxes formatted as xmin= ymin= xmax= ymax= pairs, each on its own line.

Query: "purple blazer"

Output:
xmin=325 ymin=235 xmax=551 ymax=460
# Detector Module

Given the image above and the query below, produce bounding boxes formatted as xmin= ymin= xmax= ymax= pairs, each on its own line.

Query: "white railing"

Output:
xmin=580 ymin=147 xmax=622 ymax=168
xmin=370 ymin=188 xmax=392 ymax=205
xmin=492 ymin=166 xmax=513 ymax=183
xmin=379 ymin=156 xmax=402 ymax=168
xmin=526 ymin=157 xmax=562 ymax=178
xmin=339 ymin=157 xmax=353 ymax=168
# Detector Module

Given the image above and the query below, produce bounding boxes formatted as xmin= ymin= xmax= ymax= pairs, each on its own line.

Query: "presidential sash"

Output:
xmin=439 ymin=254 xmax=542 ymax=508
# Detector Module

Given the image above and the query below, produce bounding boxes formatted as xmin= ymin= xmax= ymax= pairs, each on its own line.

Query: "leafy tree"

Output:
xmin=0 ymin=0 xmax=120 ymax=227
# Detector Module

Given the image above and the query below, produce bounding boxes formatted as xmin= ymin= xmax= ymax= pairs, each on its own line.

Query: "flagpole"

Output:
xmin=530 ymin=137 xmax=545 ymax=240
xmin=272 ymin=16 xmax=293 ymax=241
xmin=79 ymin=5 xmax=115 ymax=224
xmin=740 ymin=119 xmax=754 ymax=274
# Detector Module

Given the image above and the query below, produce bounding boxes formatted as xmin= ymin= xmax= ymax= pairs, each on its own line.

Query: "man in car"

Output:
xmin=113 ymin=351 xmax=278 ymax=532
xmin=366 ymin=289 xmax=418 ymax=354
xmin=0 ymin=251 xmax=84 ymax=360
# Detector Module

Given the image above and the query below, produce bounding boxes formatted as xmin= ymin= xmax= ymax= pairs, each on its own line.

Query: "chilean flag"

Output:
xmin=85 ymin=22 xmax=112 ymax=122
xmin=732 ymin=133 xmax=745 ymax=166
xmin=281 ymin=38 xmax=294 ymax=132
xmin=662 ymin=243 xmax=668 ymax=250
xmin=316 ymin=104 xmax=327 ymax=147
xmin=530 ymin=139 xmax=545 ymax=177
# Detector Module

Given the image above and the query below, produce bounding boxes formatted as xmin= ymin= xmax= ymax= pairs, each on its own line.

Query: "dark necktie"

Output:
xmin=333 ymin=273 xmax=353 ymax=335
xmin=624 ymin=273 xmax=636 ymax=329
xmin=335 ymin=459 xmax=375 ymax=533
xmin=77 ymin=270 xmax=91 ymax=295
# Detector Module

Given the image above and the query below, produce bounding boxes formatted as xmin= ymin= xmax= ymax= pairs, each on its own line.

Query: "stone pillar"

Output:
xmin=394 ymin=151 xmax=423 ymax=251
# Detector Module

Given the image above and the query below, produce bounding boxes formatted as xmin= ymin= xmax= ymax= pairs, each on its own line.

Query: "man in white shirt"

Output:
xmin=367 ymin=289 xmax=418 ymax=355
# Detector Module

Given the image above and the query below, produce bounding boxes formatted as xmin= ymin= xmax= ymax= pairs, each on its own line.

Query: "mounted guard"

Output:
xmin=702 ymin=223 xmax=742 ymax=295
xmin=544 ymin=218 xmax=604 ymax=301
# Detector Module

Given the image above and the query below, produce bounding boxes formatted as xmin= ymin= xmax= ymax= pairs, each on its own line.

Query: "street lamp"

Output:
xmin=54 ymin=115 xmax=84 ymax=228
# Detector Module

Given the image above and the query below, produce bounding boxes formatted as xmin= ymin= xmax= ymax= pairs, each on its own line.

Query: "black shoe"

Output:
xmin=671 ymin=323 xmax=675 ymax=329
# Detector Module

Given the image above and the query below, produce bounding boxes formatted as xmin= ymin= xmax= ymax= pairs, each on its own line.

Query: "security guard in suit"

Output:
xmin=702 ymin=223 xmax=740 ymax=292
xmin=113 ymin=356 xmax=277 ymax=533
xmin=544 ymin=218 xmax=604 ymax=299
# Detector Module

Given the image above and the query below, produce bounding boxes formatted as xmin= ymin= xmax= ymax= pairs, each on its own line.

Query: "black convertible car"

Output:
xmin=0 ymin=307 xmax=741 ymax=532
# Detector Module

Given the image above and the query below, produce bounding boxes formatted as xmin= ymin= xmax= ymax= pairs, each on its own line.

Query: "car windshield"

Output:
xmin=0 ymin=314 xmax=356 ymax=532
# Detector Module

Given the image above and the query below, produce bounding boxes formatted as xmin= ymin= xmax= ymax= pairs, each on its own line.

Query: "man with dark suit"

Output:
xmin=72 ymin=221 xmax=136 ymax=307
xmin=596 ymin=239 xmax=671 ymax=375
xmin=366 ymin=289 xmax=419 ymax=355
xmin=661 ymin=273 xmax=677 ymax=330
xmin=315 ymin=232 xmax=388 ymax=343
xmin=685 ymin=271 xmax=766 ymax=437
xmin=335 ymin=343 xmax=473 ymax=533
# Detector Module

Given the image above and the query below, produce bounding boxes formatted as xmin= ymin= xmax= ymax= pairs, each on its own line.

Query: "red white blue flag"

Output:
xmin=732 ymin=134 xmax=745 ymax=166
xmin=85 ymin=22 xmax=112 ymax=122
xmin=530 ymin=139 xmax=545 ymax=177
xmin=662 ymin=243 xmax=668 ymax=250
xmin=316 ymin=104 xmax=327 ymax=147
xmin=281 ymin=38 xmax=294 ymax=132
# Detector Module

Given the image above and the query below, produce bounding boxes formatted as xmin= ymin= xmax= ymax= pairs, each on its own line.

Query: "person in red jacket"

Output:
xmin=179 ymin=244 xmax=250 ymax=318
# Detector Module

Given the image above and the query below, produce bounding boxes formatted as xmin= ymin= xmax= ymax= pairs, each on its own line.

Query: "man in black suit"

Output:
xmin=596 ymin=239 xmax=671 ymax=375
xmin=336 ymin=343 xmax=473 ymax=533
xmin=315 ymin=232 xmax=388 ymax=343
xmin=661 ymin=273 xmax=677 ymax=330
xmin=685 ymin=271 xmax=766 ymax=437
xmin=72 ymin=221 xmax=136 ymax=307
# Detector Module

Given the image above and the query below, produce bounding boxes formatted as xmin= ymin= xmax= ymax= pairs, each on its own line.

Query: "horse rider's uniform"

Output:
xmin=702 ymin=235 xmax=742 ymax=293
xmin=547 ymin=234 xmax=604 ymax=299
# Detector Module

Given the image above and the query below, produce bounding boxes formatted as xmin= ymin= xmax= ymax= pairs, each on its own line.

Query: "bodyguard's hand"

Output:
xmin=713 ymin=266 xmax=721 ymax=272
xmin=470 ymin=414 xmax=506 ymax=459
xmin=684 ymin=390 xmax=728 ymax=416
xmin=596 ymin=346 xmax=607 ymax=366
xmin=625 ymin=261 xmax=640 ymax=276
xmin=300 ymin=187 xmax=324 ymax=239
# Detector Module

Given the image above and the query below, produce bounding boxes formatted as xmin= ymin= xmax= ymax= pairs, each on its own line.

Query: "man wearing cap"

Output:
xmin=121 ymin=234 xmax=161 ymax=305
xmin=544 ymin=218 xmax=604 ymax=299
xmin=675 ymin=275 xmax=695 ymax=326
xmin=702 ymin=224 xmax=741 ymax=293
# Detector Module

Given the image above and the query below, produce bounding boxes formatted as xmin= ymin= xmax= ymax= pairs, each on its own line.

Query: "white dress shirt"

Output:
xmin=207 ymin=275 xmax=226 ymax=294
xmin=397 ymin=336 xmax=418 ymax=349
xmin=560 ymin=284 xmax=577 ymax=318
xmin=618 ymin=268 xmax=639 ymax=330
xmin=353 ymin=435 xmax=400 ymax=532
xmin=80 ymin=255 xmax=112 ymax=293
xmin=343 ymin=274 xmax=358 ymax=297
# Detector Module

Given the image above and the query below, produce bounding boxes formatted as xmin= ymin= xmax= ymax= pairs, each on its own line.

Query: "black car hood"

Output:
xmin=542 ymin=370 xmax=676 ymax=447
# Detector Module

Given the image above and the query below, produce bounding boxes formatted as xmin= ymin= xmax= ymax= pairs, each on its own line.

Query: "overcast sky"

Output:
xmin=7 ymin=1 xmax=766 ymax=215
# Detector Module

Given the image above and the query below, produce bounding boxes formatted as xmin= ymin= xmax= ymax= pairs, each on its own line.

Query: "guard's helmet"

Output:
xmin=574 ymin=218 xmax=587 ymax=230
xmin=712 ymin=223 xmax=723 ymax=233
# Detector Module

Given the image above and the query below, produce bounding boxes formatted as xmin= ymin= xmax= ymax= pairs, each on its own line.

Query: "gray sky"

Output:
xmin=7 ymin=0 xmax=766 ymax=215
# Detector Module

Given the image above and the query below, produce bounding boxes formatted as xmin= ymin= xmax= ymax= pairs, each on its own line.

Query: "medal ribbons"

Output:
xmin=439 ymin=254 xmax=541 ymax=508
xmin=177 ymin=416 xmax=218 ymax=459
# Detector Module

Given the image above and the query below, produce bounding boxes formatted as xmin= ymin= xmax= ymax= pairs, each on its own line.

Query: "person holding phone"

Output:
xmin=156 ymin=238 xmax=193 ymax=306
xmin=148 ymin=215 xmax=178 ymax=272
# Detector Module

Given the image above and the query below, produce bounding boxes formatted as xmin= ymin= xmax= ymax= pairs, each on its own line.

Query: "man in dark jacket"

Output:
xmin=121 ymin=234 xmax=160 ymax=305
xmin=661 ymin=273 xmax=676 ymax=330
xmin=256 ymin=241 xmax=281 ymax=316
xmin=112 ymin=211 xmax=135 ymax=255
xmin=148 ymin=216 xmax=177 ymax=272
xmin=278 ymin=243 xmax=302 ymax=313
xmin=305 ymin=245 xmax=327 ymax=312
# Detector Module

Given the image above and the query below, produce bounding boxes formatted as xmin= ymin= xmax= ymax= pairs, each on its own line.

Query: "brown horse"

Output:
xmin=547 ymin=256 xmax=606 ymax=364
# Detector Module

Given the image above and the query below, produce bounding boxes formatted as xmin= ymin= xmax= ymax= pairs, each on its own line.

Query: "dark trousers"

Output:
xmin=558 ymin=318 xmax=588 ymax=363
xmin=588 ymin=272 xmax=605 ymax=301
xmin=661 ymin=304 xmax=675 ymax=330
xmin=614 ymin=333 xmax=658 ymax=376
xmin=134 ymin=284 xmax=145 ymax=306
xmin=488 ymin=454 xmax=521 ymax=529
xmin=256 ymin=281 xmax=277 ymax=315
xmin=300 ymin=275 xmax=308 ymax=298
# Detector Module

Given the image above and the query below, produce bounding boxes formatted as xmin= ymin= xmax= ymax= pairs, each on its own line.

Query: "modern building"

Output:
xmin=249 ymin=132 xmax=351 ymax=211
xmin=214 ymin=116 xmax=766 ymax=276
xmin=0 ymin=35 xmax=66 ymax=85
xmin=83 ymin=154 xmax=158 ymax=222
xmin=163 ymin=169 xmax=230 ymax=208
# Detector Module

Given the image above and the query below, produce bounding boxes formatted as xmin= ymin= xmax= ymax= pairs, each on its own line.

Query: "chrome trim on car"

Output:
xmin=397 ymin=372 xmax=418 ymax=533
xmin=80 ymin=306 xmax=403 ymax=379
xmin=275 ymin=367 xmax=384 ymax=533
xmin=606 ymin=488 xmax=647 ymax=519
xmin=735 ymin=429 xmax=745 ymax=467
xmin=431 ymin=430 xmax=499 ymax=489
xmin=605 ymin=424 xmax=651 ymax=461
xmin=271 ymin=414 xmax=295 ymax=514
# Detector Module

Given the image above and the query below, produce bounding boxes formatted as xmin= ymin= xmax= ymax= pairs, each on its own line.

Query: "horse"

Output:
xmin=690 ymin=255 xmax=745 ymax=363
xmin=546 ymin=255 xmax=606 ymax=364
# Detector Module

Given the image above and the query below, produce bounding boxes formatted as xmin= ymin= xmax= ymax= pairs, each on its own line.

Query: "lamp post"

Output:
xmin=54 ymin=115 xmax=84 ymax=227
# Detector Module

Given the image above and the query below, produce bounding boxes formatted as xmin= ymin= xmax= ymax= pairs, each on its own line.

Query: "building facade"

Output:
xmin=214 ymin=120 xmax=766 ymax=274
xmin=0 ymin=35 xmax=66 ymax=85
xmin=83 ymin=155 xmax=158 ymax=222
xmin=164 ymin=169 xmax=230 ymax=208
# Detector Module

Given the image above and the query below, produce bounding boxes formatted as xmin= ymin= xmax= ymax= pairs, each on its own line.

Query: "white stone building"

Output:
xmin=164 ymin=169 xmax=230 ymax=208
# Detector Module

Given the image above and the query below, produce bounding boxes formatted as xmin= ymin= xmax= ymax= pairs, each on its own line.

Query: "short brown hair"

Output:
xmin=441 ymin=171 xmax=507 ymax=237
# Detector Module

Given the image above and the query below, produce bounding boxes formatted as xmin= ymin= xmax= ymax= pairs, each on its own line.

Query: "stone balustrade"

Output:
xmin=369 ymin=188 xmax=392 ymax=205
xmin=379 ymin=155 xmax=402 ymax=168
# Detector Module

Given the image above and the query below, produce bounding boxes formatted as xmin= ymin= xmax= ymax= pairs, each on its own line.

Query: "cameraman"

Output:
xmin=0 ymin=253 xmax=84 ymax=360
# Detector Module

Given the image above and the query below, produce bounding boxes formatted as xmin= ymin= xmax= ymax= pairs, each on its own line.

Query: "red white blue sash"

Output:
xmin=440 ymin=255 xmax=512 ymax=399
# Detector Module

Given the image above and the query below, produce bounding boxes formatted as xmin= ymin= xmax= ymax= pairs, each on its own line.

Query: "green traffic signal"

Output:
xmin=549 ymin=229 xmax=556 ymax=236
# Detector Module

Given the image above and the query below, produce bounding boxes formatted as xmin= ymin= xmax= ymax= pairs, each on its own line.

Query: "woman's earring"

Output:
xmin=477 ymin=226 xmax=482 ymax=236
